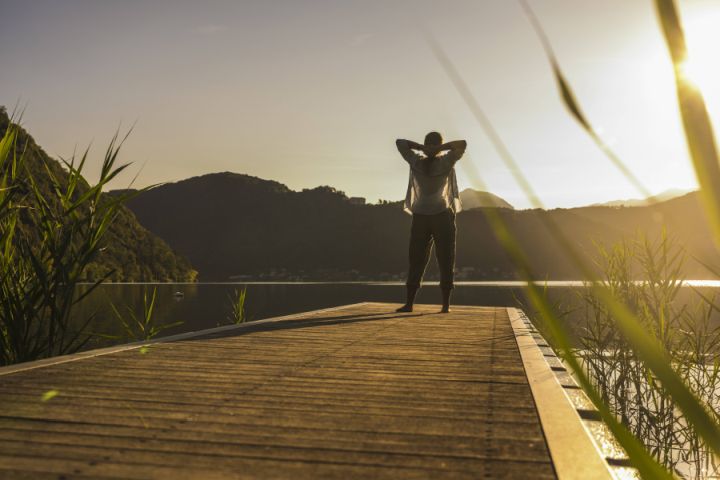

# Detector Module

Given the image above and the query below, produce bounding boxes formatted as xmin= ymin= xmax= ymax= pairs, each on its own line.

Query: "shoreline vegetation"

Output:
xmin=0 ymin=110 xmax=198 ymax=366
xmin=0 ymin=108 xmax=197 ymax=283
xmin=522 ymin=234 xmax=720 ymax=478
xmin=0 ymin=113 xmax=130 ymax=364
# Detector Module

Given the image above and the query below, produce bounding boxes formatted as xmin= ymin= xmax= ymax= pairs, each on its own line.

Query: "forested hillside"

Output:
xmin=0 ymin=108 xmax=197 ymax=282
xmin=118 ymin=171 xmax=719 ymax=281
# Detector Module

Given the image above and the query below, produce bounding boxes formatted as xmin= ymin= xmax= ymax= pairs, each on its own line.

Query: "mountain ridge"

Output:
xmin=459 ymin=189 xmax=514 ymax=210
xmin=589 ymin=188 xmax=692 ymax=208
xmin=116 ymin=171 xmax=716 ymax=281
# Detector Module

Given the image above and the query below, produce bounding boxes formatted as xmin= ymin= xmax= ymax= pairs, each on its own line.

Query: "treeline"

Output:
xmin=117 ymin=170 xmax=720 ymax=280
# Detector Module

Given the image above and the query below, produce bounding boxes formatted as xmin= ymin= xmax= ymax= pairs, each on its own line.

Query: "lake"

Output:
xmin=77 ymin=281 xmax=534 ymax=349
xmin=76 ymin=280 xmax=720 ymax=351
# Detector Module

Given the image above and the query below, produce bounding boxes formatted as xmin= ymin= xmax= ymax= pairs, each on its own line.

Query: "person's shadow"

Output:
xmin=192 ymin=309 xmax=428 ymax=341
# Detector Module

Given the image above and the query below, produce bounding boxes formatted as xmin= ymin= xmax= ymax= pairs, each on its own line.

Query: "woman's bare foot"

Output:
xmin=396 ymin=304 xmax=413 ymax=313
xmin=440 ymin=289 xmax=452 ymax=314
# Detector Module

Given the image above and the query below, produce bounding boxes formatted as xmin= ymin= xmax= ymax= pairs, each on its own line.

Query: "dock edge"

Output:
xmin=508 ymin=307 xmax=629 ymax=480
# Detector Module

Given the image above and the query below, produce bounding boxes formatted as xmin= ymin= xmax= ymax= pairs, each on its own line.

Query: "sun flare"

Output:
xmin=679 ymin=5 xmax=720 ymax=95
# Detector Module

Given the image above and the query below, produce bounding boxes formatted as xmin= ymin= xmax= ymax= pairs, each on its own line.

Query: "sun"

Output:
xmin=678 ymin=5 xmax=720 ymax=96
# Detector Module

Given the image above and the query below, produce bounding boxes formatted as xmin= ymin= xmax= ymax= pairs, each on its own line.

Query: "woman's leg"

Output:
xmin=398 ymin=214 xmax=433 ymax=312
xmin=432 ymin=209 xmax=456 ymax=313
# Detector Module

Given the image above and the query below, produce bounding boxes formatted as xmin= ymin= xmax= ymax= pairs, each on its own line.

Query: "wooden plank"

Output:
xmin=0 ymin=302 xmax=593 ymax=478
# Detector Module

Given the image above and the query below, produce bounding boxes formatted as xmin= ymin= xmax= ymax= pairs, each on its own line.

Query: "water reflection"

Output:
xmin=76 ymin=281 xmax=720 ymax=352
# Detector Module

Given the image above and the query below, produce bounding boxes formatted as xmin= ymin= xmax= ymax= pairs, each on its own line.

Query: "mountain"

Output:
xmin=460 ymin=189 xmax=514 ymax=210
xmin=117 ymin=172 xmax=719 ymax=281
xmin=116 ymin=173 xmax=407 ymax=280
xmin=0 ymin=108 xmax=197 ymax=282
xmin=591 ymin=189 xmax=691 ymax=207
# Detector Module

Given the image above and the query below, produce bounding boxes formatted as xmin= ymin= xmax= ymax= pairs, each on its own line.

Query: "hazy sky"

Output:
xmin=2 ymin=0 xmax=719 ymax=208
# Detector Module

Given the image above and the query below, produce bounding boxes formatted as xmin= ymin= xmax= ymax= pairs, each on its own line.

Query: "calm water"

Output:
xmin=75 ymin=280 xmax=720 ymax=351
xmin=76 ymin=281 xmax=532 ymax=349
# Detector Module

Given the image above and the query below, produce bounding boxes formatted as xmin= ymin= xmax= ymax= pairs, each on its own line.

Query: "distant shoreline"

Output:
xmin=79 ymin=280 xmax=720 ymax=287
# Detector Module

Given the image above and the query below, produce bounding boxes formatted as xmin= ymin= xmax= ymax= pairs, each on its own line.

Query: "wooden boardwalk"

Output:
xmin=0 ymin=303 xmax=612 ymax=479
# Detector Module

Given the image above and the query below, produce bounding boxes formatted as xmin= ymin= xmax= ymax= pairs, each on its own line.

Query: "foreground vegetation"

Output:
xmin=428 ymin=0 xmax=720 ymax=477
xmin=524 ymin=235 xmax=720 ymax=478
xmin=0 ymin=108 xmax=197 ymax=283
xmin=0 ymin=116 xmax=137 ymax=364
xmin=578 ymin=236 xmax=720 ymax=478
xmin=0 ymin=111 xmax=200 ymax=365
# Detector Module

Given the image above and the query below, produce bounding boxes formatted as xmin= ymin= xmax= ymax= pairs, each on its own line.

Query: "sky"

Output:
xmin=1 ymin=0 xmax=719 ymax=209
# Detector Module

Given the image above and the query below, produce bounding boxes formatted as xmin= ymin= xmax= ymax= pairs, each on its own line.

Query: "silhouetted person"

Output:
xmin=395 ymin=132 xmax=467 ymax=313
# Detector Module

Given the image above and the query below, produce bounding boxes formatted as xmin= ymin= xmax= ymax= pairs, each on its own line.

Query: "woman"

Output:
xmin=395 ymin=132 xmax=467 ymax=313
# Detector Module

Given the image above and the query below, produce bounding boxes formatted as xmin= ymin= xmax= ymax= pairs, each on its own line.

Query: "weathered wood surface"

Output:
xmin=0 ymin=303 xmax=556 ymax=479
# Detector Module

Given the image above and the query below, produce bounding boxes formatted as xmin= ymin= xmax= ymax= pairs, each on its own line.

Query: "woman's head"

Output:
xmin=424 ymin=131 xmax=442 ymax=146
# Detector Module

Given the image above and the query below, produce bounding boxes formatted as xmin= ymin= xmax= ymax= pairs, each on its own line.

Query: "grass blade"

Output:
xmin=654 ymin=0 xmax=720 ymax=249
xmin=518 ymin=0 xmax=654 ymax=201
xmin=423 ymin=24 xmax=720 ymax=470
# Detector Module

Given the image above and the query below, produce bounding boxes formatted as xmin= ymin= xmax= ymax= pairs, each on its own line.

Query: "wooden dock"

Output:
xmin=0 ymin=303 xmax=616 ymax=479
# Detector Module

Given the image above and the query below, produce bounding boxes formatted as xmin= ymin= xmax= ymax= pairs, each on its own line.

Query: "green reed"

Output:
xmin=424 ymin=29 xmax=674 ymax=479
xmin=108 ymin=286 xmax=182 ymax=342
xmin=424 ymin=0 xmax=720 ymax=476
xmin=572 ymin=234 xmax=720 ymax=477
xmin=227 ymin=286 xmax=249 ymax=325
xmin=0 ymin=119 xmax=146 ymax=365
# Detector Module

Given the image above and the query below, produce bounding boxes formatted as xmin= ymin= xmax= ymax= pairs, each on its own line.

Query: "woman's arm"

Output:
xmin=396 ymin=139 xmax=425 ymax=163
xmin=397 ymin=138 xmax=467 ymax=162
xmin=439 ymin=140 xmax=467 ymax=161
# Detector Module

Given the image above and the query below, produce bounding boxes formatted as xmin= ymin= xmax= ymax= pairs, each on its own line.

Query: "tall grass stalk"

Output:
xmin=424 ymin=32 xmax=675 ymax=478
xmin=476 ymin=177 xmax=673 ymax=478
xmin=228 ymin=286 xmax=248 ymax=325
xmin=423 ymin=0 xmax=720 ymax=474
xmin=523 ymin=0 xmax=720 ymax=460
xmin=655 ymin=0 xmax=720 ymax=248
xmin=0 ymin=121 xmax=146 ymax=365
xmin=577 ymin=234 xmax=720 ymax=477
xmin=109 ymin=287 xmax=182 ymax=342
xmin=518 ymin=0 xmax=656 ymax=203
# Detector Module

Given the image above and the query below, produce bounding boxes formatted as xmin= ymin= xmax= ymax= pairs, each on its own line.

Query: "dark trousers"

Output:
xmin=406 ymin=208 xmax=456 ymax=291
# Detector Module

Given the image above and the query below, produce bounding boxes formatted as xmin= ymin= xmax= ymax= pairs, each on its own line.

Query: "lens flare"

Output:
xmin=680 ymin=7 xmax=720 ymax=95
